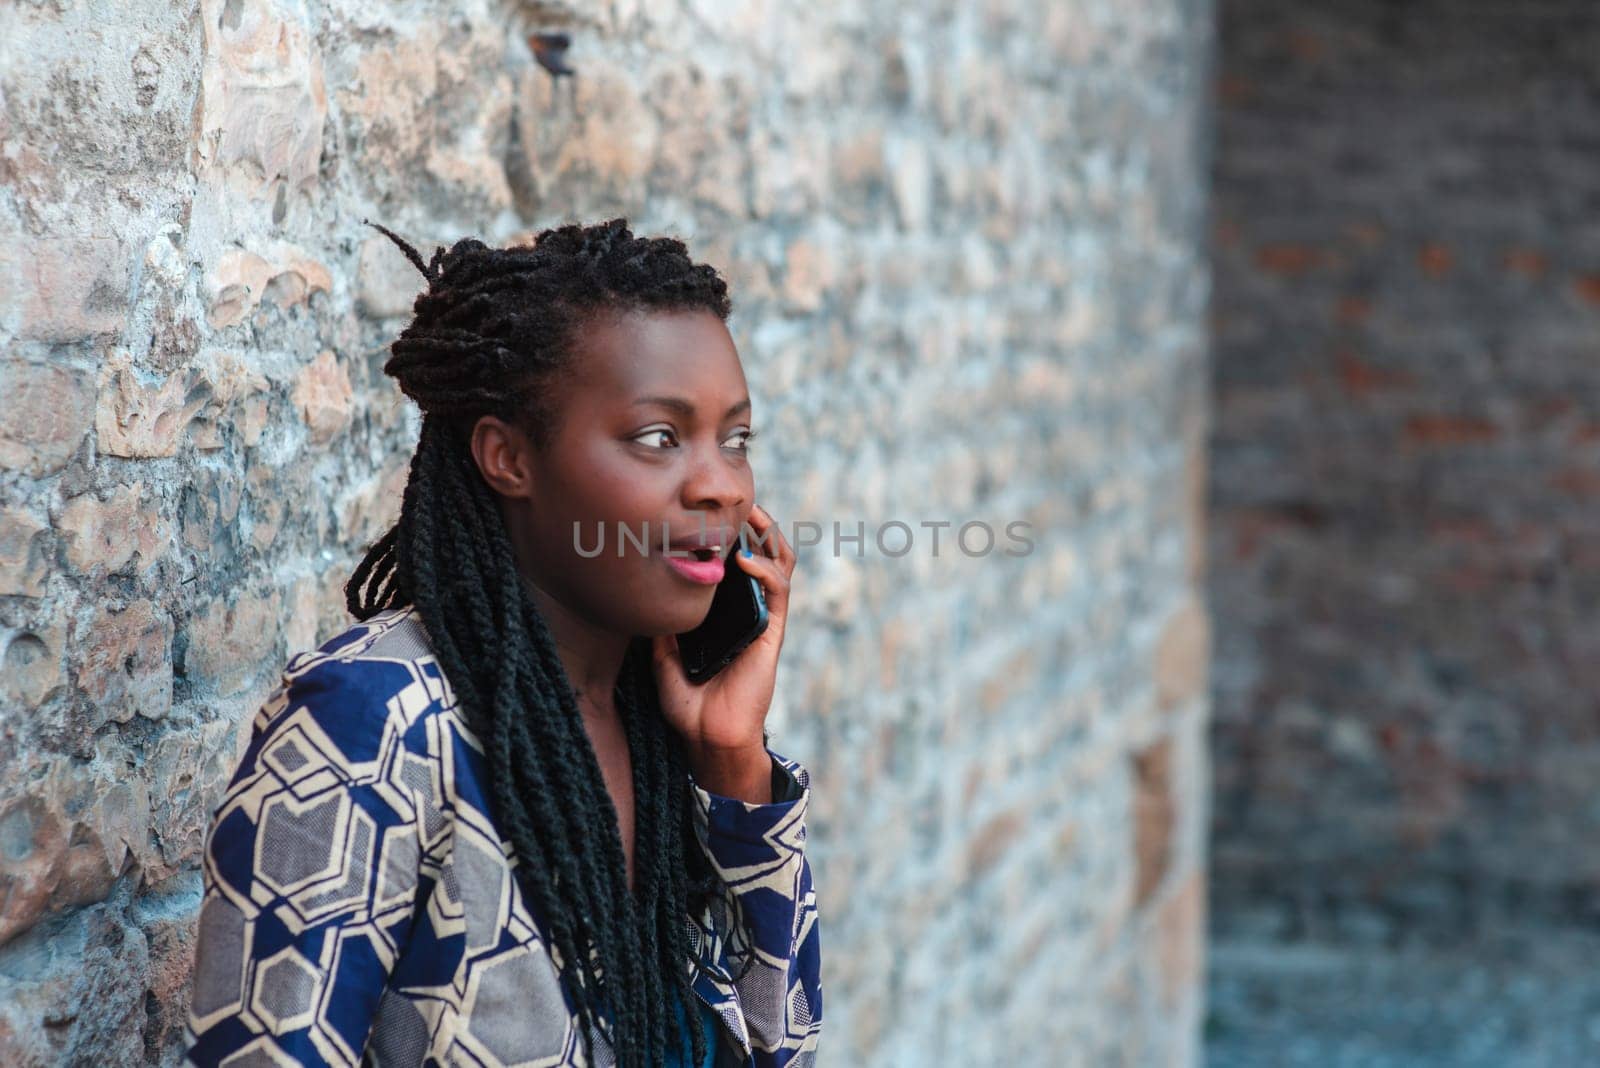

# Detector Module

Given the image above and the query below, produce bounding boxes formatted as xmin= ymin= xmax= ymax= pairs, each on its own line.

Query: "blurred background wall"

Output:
xmin=1206 ymin=1 xmax=1600 ymax=1061
xmin=1209 ymin=0 xmax=1600 ymax=944
xmin=0 ymin=0 xmax=1215 ymax=1064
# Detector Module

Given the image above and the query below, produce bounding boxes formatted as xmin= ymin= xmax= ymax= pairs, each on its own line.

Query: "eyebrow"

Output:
xmin=632 ymin=394 xmax=752 ymax=420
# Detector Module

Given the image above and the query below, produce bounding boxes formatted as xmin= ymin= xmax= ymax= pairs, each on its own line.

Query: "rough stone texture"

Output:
xmin=0 ymin=361 xmax=97 ymax=476
xmin=1208 ymin=0 xmax=1600 ymax=943
xmin=0 ymin=0 xmax=1215 ymax=1064
xmin=0 ymin=509 xmax=50 ymax=597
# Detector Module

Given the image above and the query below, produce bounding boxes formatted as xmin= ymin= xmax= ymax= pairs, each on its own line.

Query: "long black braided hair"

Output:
xmin=344 ymin=217 xmax=757 ymax=1067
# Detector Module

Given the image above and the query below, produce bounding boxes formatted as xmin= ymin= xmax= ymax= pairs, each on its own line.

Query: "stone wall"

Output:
xmin=1209 ymin=1 xmax=1600 ymax=939
xmin=0 ymin=0 xmax=1215 ymax=1063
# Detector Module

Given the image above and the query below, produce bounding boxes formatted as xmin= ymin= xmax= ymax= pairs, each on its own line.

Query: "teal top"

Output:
xmin=596 ymin=988 xmax=723 ymax=1066
xmin=665 ymin=994 xmax=724 ymax=1067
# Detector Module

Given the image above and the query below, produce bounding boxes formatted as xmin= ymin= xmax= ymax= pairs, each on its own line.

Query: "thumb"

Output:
xmin=652 ymin=632 xmax=682 ymax=676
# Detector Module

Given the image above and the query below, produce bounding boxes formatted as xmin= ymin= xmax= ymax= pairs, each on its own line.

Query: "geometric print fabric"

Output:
xmin=183 ymin=604 xmax=823 ymax=1067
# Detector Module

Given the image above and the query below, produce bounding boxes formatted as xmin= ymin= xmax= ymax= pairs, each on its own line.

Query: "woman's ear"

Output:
xmin=470 ymin=415 xmax=537 ymax=501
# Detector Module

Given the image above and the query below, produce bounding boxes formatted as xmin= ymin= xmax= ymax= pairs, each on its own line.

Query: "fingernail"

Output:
xmin=742 ymin=548 xmax=753 ymax=557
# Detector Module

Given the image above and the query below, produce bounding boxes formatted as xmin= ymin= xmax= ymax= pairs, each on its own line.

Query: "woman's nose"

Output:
xmin=681 ymin=444 xmax=747 ymax=508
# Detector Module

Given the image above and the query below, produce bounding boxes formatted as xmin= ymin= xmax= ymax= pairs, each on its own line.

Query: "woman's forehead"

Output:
xmin=568 ymin=308 xmax=746 ymax=404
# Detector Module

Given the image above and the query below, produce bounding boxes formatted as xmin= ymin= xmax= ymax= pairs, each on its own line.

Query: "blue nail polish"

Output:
xmin=742 ymin=548 xmax=753 ymax=557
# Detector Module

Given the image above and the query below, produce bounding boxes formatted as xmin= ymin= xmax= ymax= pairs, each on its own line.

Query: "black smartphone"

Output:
xmin=676 ymin=526 xmax=769 ymax=685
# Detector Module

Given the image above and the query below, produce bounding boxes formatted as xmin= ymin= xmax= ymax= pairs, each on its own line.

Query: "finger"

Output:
xmin=746 ymin=504 xmax=787 ymax=565
xmin=741 ymin=504 xmax=771 ymax=554
xmin=751 ymin=505 xmax=795 ymax=578
xmin=762 ymin=507 xmax=795 ymax=572
xmin=735 ymin=549 xmax=789 ymax=622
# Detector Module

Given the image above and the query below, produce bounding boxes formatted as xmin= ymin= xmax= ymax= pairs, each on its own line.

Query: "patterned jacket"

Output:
xmin=183 ymin=604 xmax=823 ymax=1067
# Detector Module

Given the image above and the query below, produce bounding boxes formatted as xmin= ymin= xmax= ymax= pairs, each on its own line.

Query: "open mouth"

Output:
xmin=661 ymin=542 xmax=727 ymax=587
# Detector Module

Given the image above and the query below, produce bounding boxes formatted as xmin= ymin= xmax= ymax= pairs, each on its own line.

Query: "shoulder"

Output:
xmin=242 ymin=604 xmax=455 ymax=780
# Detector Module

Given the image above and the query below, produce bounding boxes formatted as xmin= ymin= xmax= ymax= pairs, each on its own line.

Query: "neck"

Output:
xmin=497 ymin=497 xmax=631 ymax=723
xmin=515 ymin=570 xmax=628 ymax=725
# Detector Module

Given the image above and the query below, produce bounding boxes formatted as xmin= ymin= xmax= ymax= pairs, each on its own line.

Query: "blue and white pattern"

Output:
xmin=183 ymin=604 xmax=823 ymax=1067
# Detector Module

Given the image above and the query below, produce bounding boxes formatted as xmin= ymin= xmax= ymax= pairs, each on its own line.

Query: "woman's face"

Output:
xmin=482 ymin=307 xmax=757 ymax=638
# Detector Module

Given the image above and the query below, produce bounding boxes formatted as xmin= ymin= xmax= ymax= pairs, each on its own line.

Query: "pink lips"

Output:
xmin=662 ymin=547 xmax=726 ymax=585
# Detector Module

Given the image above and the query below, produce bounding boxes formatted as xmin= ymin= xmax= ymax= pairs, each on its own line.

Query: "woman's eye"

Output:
xmin=634 ymin=428 xmax=676 ymax=448
xmin=633 ymin=427 xmax=756 ymax=451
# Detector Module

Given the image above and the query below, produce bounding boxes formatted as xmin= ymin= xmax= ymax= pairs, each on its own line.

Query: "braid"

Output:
xmin=344 ymin=217 xmax=746 ymax=1066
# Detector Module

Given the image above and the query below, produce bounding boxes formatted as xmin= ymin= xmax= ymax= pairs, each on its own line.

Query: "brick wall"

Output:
xmin=1209 ymin=0 xmax=1600 ymax=939
xmin=0 ymin=0 xmax=1215 ymax=1063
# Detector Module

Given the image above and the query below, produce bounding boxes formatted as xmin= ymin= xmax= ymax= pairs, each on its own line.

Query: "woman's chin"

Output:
xmin=634 ymin=598 xmax=718 ymax=639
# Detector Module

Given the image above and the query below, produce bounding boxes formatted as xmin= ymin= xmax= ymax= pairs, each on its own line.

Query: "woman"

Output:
xmin=184 ymin=219 xmax=823 ymax=1068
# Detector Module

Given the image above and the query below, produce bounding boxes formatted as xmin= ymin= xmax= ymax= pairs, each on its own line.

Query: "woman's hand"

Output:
xmin=651 ymin=504 xmax=795 ymax=789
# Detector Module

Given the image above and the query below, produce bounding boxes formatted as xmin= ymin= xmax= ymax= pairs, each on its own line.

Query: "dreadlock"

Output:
xmin=344 ymin=216 xmax=755 ymax=1067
